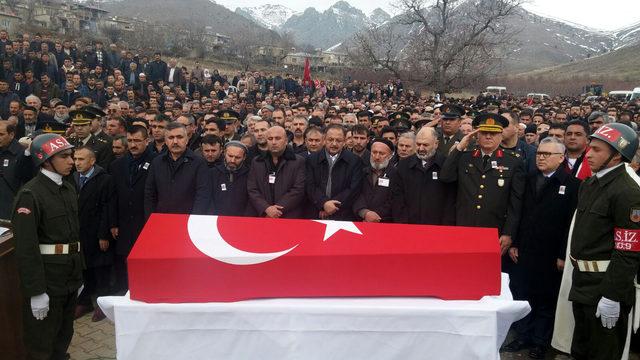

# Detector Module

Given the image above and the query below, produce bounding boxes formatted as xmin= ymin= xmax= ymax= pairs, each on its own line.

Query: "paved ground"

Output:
xmin=68 ymin=313 xmax=116 ymax=360
xmin=67 ymin=314 xmax=638 ymax=360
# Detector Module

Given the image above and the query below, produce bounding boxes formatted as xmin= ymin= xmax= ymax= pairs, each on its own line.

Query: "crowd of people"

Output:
xmin=2 ymin=32 xmax=640 ymax=360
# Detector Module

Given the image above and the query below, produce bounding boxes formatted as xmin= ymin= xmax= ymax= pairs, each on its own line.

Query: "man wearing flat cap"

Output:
xmin=440 ymin=113 xmax=526 ymax=265
xmin=437 ymin=104 xmax=465 ymax=156
xmin=70 ymin=109 xmax=113 ymax=169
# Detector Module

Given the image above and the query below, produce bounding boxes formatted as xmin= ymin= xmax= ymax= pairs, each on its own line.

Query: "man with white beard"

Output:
xmin=391 ymin=127 xmax=456 ymax=225
xmin=353 ymin=138 xmax=397 ymax=223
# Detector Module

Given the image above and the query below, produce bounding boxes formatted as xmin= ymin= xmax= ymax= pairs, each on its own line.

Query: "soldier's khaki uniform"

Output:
xmin=12 ymin=171 xmax=83 ymax=360
xmin=569 ymin=164 xmax=640 ymax=360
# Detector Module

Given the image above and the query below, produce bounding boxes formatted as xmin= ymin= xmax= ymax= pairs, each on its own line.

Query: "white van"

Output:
xmin=527 ymin=93 xmax=551 ymax=101
xmin=632 ymin=88 xmax=640 ymax=101
xmin=485 ymin=86 xmax=507 ymax=96
xmin=609 ymin=90 xmax=633 ymax=101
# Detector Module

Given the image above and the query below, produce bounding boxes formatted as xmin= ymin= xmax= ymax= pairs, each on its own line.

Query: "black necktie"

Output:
xmin=482 ymin=155 xmax=490 ymax=169
xmin=80 ymin=175 xmax=88 ymax=189
xmin=444 ymin=136 xmax=450 ymax=144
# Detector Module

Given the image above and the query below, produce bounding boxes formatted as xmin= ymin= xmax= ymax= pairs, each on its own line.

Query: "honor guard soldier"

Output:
xmin=440 ymin=113 xmax=526 ymax=258
xmin=12 ymin=133 xmax=82 ymax=360
xmin=70 ymin=109 xmax=113 ymax=170
xmin=568 ymin=123 xmax=640 ymax=360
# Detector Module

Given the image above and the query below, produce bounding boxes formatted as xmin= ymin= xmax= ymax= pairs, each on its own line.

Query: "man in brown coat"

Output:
xmin=247 ymin=126 xmax=306 ymax=219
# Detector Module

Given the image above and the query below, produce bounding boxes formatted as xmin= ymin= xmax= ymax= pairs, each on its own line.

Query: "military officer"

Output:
xmin=83 ymin=104 xmax=112 ymax=144
xmin=12 ymin=133 xmax=82 ymax=360
xmin=437 ymin=104 xmax=465 ymax=155
xmin=440 ymin=113 xmax=526 ymax=258
xmin=568 ymin=123 xmax=640 ymax=360
xmin=70 ymin=109 xmax=113 ymax=170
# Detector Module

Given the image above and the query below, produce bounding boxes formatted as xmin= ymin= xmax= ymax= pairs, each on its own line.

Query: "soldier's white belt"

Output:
xmin=570 ymin=255 xmax=609 ymax=272
xmin=39 ymin=242 xmax=81 ymax=255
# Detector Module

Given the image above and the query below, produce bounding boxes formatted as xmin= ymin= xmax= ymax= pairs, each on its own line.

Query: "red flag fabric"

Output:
xmin=302 ymin=57 xmax=311 ymax=86
xmin=128 ymin=214 xmax=501 ymax=303
xmin=575 ymin=147 xmax=592 ymax=180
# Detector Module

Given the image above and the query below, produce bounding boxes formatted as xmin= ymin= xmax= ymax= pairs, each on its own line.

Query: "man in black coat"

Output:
xmin=72 ymin=147 xmax=113 ymax=322
xmin=0 ymin=121 xmax=32 ymax=219
xmin=108 ymin=125 xmax=156 ymax=293
xmin=147 ymin=52 xmax=167 ymax=84
xmin=144 ymin=122 xmax=211 ymax=218
xmin=210 ymin=141 xmax=250 ymax=216
xmin=504 ymin=137 xmax=579 ymax=358
xmin=247 ymin=126 xmax=306 ymax=219
xmin=305 ymin=124 xmax=363 ymax=220
xmin=392 ymin=127 xmax=456 ymax=225
xmin=353 ymin=138 xmax=396 ymax=223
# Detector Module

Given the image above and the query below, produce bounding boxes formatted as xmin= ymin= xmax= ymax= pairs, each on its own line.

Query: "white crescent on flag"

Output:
xmin=187 ymin=215 xmax=299 ymax=266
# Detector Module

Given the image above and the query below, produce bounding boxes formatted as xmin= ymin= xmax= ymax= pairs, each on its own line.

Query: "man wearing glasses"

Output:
xmin=504 ymin=137 xmax=580 ymax=358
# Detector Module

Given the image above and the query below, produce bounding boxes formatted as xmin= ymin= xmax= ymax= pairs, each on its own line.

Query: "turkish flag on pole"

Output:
xmin=302 ymin=57 xmax=312 ymax=86
xmin=128 ymin=215 xmax=501 ymax=303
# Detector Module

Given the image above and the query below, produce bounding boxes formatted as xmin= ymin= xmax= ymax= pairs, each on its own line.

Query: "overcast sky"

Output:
xmin=215 ymin=0 xmax=640 ymax=31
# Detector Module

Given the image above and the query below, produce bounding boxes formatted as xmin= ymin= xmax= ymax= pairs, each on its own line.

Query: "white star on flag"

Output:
xmin=313 ymin=220 xmax=363 ymax=241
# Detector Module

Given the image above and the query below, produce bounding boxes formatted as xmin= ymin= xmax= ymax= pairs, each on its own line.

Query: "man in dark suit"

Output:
xmin=164 ymin=58 xmax=182 ymax=88
xmin=72 ymin=147 xmax=113 ymax=322
xmin=305 ymin=124 xmax=363 ymax=220
xmin=108 ymin=125 xmax=156 ymax=294
xmin=504 ymin=137 xmax=579 ymax=358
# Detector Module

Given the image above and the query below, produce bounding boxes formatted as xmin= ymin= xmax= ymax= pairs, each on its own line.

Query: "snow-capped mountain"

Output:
xmin=608 ymin=21 xmax=640 ymax=50
xmin=235 ymin=4 xmax=298 ymax=30
xmin=368 ymin=8 xmax=391 ymax=26
xmin=235 ymin=1 xmax=391 ymax=49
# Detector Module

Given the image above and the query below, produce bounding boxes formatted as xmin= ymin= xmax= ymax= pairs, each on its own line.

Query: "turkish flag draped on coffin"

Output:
xmin=128 ymin=214 xmax=501 ymax=302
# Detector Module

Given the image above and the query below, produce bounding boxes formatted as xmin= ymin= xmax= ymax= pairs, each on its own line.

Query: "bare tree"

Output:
xmin=352 ymin=0 xmax=522 ymax=94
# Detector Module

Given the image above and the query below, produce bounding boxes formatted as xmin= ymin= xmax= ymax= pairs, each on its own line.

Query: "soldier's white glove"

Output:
xmin=18 ymin=136 xmax=32 ymax=151
xmin=595 ymin=296 xmax=620 ymax=329
xmin=30 ymin=293 xmax=50 ymax=320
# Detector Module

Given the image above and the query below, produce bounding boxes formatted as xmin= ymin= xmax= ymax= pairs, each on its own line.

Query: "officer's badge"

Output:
xmin=498 ymin=179 xmax=505 ymax=187
xmin=631 ymin=208 xmax=640 ymax=223
xmin=619 ymin=138 xmax=629 ymax=149
xmin=16 ymin=207 xmax=31 ymax=215
xmin=486 ymin=118 xmax=495 ymax=125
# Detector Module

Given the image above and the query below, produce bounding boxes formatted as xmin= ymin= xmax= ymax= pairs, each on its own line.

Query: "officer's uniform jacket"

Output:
xmin=440 ymin=146 xmax=526 ymax=237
